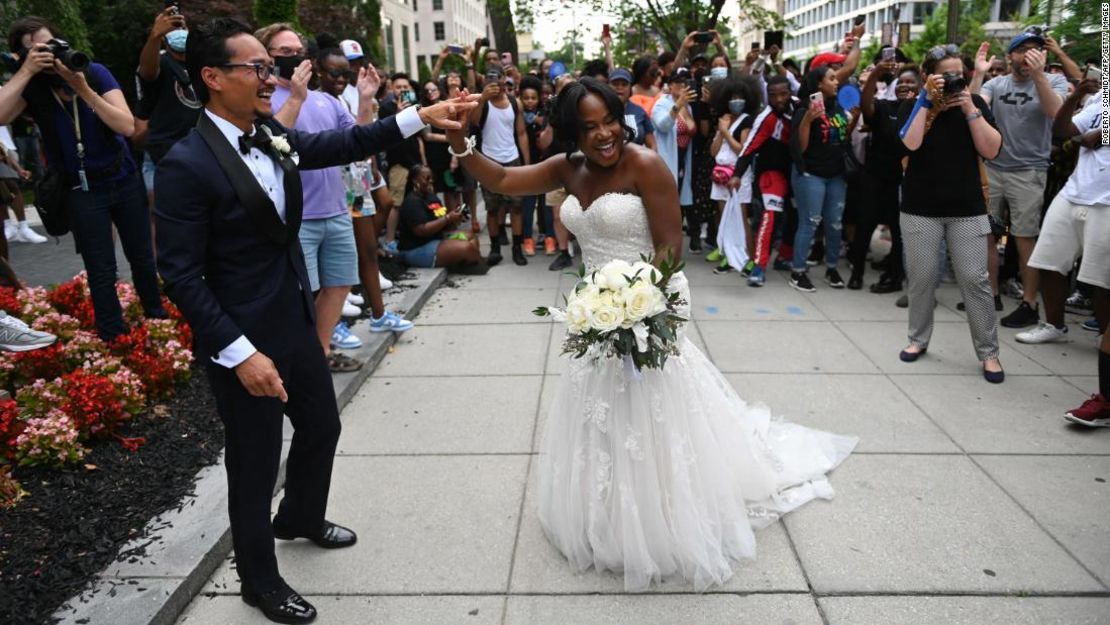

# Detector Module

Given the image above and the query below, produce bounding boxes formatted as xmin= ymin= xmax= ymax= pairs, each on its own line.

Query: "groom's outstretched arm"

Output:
xmin=153 ymin=153 xmax=245 ymax=360
xmin=285 ymin=106 xmax=425 ymax=170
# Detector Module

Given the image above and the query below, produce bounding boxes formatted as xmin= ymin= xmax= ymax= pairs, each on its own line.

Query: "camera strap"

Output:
xmin=51 ymin=90 xmax=89 ymax=191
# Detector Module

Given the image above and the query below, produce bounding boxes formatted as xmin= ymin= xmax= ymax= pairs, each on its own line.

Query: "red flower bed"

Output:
xmin=0 ymin=273 xmax=194 ymax=505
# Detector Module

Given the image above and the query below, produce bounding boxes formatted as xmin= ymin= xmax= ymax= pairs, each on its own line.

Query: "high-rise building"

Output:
xmin=413 ymin=0 xmax=491 ymax=77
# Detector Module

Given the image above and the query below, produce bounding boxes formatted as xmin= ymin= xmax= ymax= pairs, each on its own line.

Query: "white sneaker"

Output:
xmin=341 ymin=301 xmax=361 ymax=317
xmin=379 ymin=272 xmax=393 ymax=290
xmin=18 ymin=223 xmax=47 ymax=244
xmin=3 ymin=221 xmax=16 ymax=242
xmin=1016 ymin=322 xmax=1068 ymax=344
xmin=0 ymin=311 xmax=56 ymax=352
xmin=346 ymin=292 xmax=365 ymax=306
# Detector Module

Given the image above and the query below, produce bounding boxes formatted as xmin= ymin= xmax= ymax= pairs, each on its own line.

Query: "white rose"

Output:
xmin=588 ymin=302 xmax=625 ymax=333
xmin=599 ymin=260 xmax=635 ymax=291
xmin=623 ymin=283 xmax=659 ymax=322
xmin=630 ymin=261 xmax=660 ymax=284
xmin=270 ymin=135 xmax=292 ymax=155
xmin=565 ymin=299 xmax=591 ymax=334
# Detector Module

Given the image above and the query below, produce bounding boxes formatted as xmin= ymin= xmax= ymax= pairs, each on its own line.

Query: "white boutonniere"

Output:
xmin=260 ymin=125 xmax=300 ymax=165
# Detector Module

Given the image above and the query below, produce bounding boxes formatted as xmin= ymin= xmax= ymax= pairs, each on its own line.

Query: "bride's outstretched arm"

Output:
xmin=445 ymin=128 xmax=567 ymax=197
xmin=637 ymin=149 xmax=684 ymax=264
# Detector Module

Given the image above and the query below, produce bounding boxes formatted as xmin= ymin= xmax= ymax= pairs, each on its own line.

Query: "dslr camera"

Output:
xmin=1 ymin=37 xmax=90 ymax=73
xmin=941 ymin=71 xmax=966 ymax=95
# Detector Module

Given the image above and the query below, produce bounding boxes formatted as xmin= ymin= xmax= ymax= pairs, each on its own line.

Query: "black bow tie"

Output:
xmin=238 ymin=126 xmax=272 ymax=155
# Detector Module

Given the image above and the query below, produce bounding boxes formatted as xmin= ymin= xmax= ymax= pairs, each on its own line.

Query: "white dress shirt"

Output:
xmin=208 ymin=106 xmax=426 ymax=369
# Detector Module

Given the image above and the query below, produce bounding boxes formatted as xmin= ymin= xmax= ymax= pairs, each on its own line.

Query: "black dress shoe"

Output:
xmin=869 ymin=276 xmax=903 ymax=294
xmin=273 ymin=520 xmax=358 ymax=549
xmin=242 ymin=582 xmax=317 ymax=624
xmin=847 ymin=275 xmax=863 ymax=290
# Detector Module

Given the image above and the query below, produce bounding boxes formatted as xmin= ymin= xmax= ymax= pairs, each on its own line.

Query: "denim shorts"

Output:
xmin=398 ymin=239 xmax=440 ymax=268
xmin=299 ymin=212 xmax=359 ymax=291
xmin=142 ymin=153 xmax=157 ymax=193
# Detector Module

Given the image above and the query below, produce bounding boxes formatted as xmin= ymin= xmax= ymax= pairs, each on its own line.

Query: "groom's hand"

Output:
xmin=418 ymin=94 xmax=481 ymax=130
xmin=236 ymin=352 xmax=288 ymax=403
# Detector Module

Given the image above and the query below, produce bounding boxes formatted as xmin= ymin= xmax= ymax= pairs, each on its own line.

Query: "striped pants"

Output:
xmin=901 ymin=212 xmax=1000 ymax=361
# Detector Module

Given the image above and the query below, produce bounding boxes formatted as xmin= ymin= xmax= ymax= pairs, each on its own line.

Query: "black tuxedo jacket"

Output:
xmin=154 ymin=111 xmax=404 ymax=361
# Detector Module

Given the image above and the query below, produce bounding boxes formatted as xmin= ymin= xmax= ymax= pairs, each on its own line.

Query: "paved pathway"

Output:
xmin=176 ymin=248 xmax=1110 ymax=625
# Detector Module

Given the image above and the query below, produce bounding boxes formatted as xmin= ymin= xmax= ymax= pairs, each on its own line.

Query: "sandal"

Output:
xmin=327 ymin=352 xmax=363 ymax=373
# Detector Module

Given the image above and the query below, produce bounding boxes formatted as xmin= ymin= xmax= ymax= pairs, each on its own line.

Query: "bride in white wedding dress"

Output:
xmin=446 ymin=78 xmax=857 ymax=592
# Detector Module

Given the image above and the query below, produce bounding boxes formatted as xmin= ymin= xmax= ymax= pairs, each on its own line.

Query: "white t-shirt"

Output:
xmin=340 ymin=84 xmax=360 ymax=120
xmin=0 ymin=126 xmax=16 ymax=153
xmin=1062 ymin=91 xmax=1109 ymax=206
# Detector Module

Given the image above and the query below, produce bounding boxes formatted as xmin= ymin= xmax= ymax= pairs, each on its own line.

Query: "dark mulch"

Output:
xmin=0 ymin=366 xmax=223 ymax=625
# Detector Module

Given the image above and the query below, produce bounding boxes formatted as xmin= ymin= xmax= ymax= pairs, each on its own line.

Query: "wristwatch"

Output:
xmin=965 ymin=111 xmax=983 ymax=122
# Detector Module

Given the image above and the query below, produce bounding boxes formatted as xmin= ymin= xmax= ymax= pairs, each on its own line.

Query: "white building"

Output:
xmin=381 ymin=0 xmax=419 ymax=75
xmin=413 ymin=0 xmax=490 ymax=76
xmin=781 ymin=0 xmax=1032 ymax=61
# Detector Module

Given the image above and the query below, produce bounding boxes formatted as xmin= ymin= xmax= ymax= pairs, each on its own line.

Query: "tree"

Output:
xmin=902 ymin=0 xmax=1000 ymax=64
xmin=253 ymin=0 xmax=299 ymax=27
xmin=487 ymin=0 xmax=519 ymax=63
xmin=0 ymin=0 xmax=91 ymax=52
xmin=1031 ymin=0 xmax=1100 ymax=65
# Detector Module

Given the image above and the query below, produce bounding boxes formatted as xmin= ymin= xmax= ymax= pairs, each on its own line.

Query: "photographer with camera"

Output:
xmin=898 ymin=45 xmax=1004 ymax=383
xmin=0 ymin=16 xmax=166 ymax=342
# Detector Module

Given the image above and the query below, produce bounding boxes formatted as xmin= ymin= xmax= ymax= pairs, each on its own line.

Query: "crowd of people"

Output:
xmin=0 ymin=8 xmax=1106 ymax=423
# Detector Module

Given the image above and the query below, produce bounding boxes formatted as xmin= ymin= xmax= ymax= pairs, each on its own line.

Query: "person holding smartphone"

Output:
xmin=397 ymin=164 xmax=483 ymax=272
xmin=788 ymin=67 xmax=855 ymax=292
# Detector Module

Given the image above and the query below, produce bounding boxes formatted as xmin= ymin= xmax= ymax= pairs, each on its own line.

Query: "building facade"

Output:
xmin=413 ymin=0 xmax=490 ymax=77
xmin=381 ymin=0 xmax=419 ymax=75
xmin=781 ymin=0 xmax=1032 ymax=61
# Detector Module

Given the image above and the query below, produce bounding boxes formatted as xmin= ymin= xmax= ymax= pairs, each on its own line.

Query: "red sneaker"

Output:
xmin=544 ymin=237 xmax=557 ymax=255
xmin=1064 ymin=394 xmax=1110 ymax=427
xmin=522 ymin=238 xmax=536 ymax=256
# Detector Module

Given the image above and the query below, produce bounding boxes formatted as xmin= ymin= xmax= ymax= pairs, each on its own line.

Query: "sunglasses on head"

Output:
xmin=928 ymin=44 xmax=960 ymax=60
xmin=1024 ymin=25 xmax=1048 ymax=37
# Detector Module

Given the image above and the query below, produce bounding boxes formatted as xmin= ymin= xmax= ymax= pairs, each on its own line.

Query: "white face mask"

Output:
xmin=710 ymin=67 xmax=728 ymax=80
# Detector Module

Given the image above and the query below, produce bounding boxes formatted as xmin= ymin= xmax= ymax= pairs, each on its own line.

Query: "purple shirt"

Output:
xmin=271 ymin=86 xmax=354 ymax=220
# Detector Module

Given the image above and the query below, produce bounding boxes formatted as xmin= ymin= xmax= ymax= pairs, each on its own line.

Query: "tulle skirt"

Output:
xmin=536 ymin=334 xmax=858 ymax=592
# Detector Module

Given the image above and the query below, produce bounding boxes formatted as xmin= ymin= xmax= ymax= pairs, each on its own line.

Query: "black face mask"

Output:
xmin=879 ymin=72 xmax=896 ymax=84
xmin=274 ymin=55 xmax=305 ymax=80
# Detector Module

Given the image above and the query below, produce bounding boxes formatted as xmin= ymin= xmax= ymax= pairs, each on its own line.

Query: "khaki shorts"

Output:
xmin=545 ymin=187 xmax=568 ymax=208
xmin=987 ymin=167 xmax=1047 ymax=238
xmin=1027 ymin=193 xmax=1110 ymax=290
xmin=388 ymin=164 xmax=409 ymax=208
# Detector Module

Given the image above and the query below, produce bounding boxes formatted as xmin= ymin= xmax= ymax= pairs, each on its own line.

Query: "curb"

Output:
xmin=52 ymin=268 xmax=447 ymax=625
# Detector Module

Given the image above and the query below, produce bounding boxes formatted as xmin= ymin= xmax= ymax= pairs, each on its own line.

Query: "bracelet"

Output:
xmin=917 ymin=90 xmax=933 ymax=110
xmin=965 ymin=111 xmax=983 ymax=122
xmin=448 ymin=135 xmax=477 ymax=158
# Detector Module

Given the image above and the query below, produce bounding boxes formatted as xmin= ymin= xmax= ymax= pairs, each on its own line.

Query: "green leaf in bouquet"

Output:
xmin=533 ymin=307 xmax=551 ymax=317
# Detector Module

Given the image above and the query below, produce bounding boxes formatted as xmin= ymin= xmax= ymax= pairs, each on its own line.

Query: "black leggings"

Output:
xmin=849 ymin=169 xmax=904 ymax=282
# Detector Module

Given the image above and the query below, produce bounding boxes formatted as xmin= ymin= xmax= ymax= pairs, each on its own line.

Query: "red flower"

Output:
xmin=10 ymin=343 xmax=65 ymax=385
xmin=60 ymin=369 xmax=125 ymax=436
xmin=48 ymin=277 xmax=96 ymax=329
xmin=0 ymin=398 xmax=21 ymax=460
xmin=0 ymin=287 xmax=21 ymax=315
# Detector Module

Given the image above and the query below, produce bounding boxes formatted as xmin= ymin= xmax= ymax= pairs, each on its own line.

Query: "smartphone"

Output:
xmin=602 ymin=24 xmax=611 ymax=40
xmin=1085 ymin=65 xmax=1103 ymax=82
xmin=164 ymin=0 xmax=180 ymax=13
xmin=501 ymin=52 xmax=512 ymax=65
xmin=881 ymin=47 xmax=896 ymax=62
xmin=853 ymin=14 xmax=866 ymax=26
xmin=751 ymin=42 xmax=760 ymax=50
xmin=881 ymin=23 xmax=894 ymax=46
xmin=477 ymin=37 xmax=490 ymax=48
xmin=809 ymin=91 xmax=825 ymax=113
xmin=694 ymin=31 xmax=714 ymax=44
xmin=763 ymin=30 xmax=784 ymax=50
xmin=447 ymin=44 xmax=464 ymax=55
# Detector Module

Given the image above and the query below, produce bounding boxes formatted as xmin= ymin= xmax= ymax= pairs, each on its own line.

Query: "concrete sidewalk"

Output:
xmin=177 ymin=253 xmax=1110 ymax=625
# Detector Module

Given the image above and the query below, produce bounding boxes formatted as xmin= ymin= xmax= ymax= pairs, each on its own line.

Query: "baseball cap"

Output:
xmin=810 ymin=52 xmax=848 ymax=69
xmin=1008 ymin=31 xmax=1045 ymax=53
xmin=339 ymin=39 xmax=364 ymax=60
xmin=609 ymin=68 xmax=633 ymax=83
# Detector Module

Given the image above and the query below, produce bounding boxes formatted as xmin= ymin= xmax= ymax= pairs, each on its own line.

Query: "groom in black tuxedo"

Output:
xmin=154 ymin=18 xmax=476 ymax=624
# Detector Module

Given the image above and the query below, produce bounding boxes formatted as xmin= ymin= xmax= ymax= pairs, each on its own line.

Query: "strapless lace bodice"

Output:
xmin=559 ymin=193 xmax=656 ymax=269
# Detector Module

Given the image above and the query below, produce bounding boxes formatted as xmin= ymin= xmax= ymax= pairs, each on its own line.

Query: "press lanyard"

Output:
xmin=52 ymin=90 xmax=89 ymax=191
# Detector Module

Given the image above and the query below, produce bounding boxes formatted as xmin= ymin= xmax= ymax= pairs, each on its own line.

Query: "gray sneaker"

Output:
xmin=0 ymin=311 xmax=57 ymax=352
xmin=1015 ymin=322 xmax=1068 ymax=344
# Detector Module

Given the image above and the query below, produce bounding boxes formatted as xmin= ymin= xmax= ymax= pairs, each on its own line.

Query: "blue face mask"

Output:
xmin=710 ymin=67 xmax=728 ymax=80
xmin=728 ymin=99 xmax=745 ymax=115
xmin=165 ymin=29 xmax=188 ymax=53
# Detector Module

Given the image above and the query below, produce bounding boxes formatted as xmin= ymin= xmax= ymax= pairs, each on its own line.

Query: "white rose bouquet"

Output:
xmin=534 ymin=254 xmax=687 ymax=371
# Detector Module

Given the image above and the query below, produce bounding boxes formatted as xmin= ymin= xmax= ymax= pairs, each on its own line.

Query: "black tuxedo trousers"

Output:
xmin=206 ymin=270 xmax=340 ymax=594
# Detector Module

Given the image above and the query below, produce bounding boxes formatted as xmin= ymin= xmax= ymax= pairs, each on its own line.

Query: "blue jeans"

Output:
xmin=791 ymin=168 xmax=846 ymax=272
xmin=69 ymin=172 xmax=165 ymax=340
xmin=521 ymin=194 xmax=554 ymax=239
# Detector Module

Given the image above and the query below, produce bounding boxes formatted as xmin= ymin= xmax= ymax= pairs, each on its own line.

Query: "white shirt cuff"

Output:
xmin=395 ymin=105 xmax=426 ymax=138
xmin=212 ymin=335 xmax=257 ymax=368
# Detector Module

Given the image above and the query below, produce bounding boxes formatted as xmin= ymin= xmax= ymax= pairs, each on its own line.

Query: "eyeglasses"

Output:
xmin=927 ymin=44 xmax=960 ymax=60
xmin=322 ymin=68 xmax=350 ymax=79
xmin=220 ymin=62 xmax=276 ymax=81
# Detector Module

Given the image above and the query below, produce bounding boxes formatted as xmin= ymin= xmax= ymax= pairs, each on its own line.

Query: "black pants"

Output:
xmin=849 ymin=169 xmax=904 ymax=282
xmin=207 ymin=321 xmax=341 ymax=594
